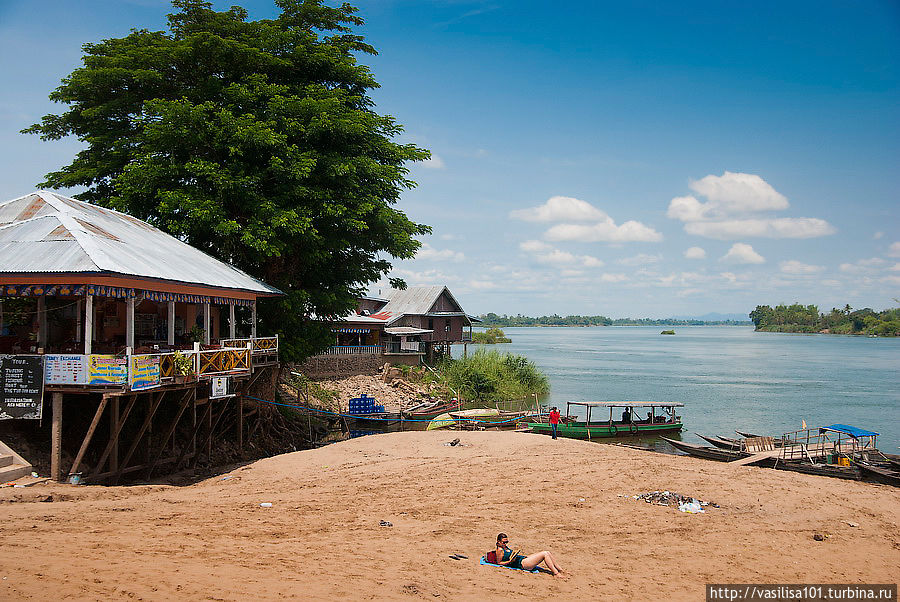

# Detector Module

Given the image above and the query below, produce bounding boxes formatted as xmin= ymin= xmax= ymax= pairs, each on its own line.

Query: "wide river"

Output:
xmin=469 ymin=326 xmax=899 ymax=451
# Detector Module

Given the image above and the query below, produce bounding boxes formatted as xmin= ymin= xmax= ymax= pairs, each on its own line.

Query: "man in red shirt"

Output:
xmin=549 ymin=407 xmax=561 ymax=440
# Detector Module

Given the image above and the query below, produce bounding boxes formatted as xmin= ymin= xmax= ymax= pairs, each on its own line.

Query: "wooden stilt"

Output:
xmin=51 ymin=392 xmax=63 ymax=482
xmin=145 ymin=388 xmax=194 ymax=480
xmin=109 ymin=396 xmax=119 ymax=474
xmin=237 ymin=393 xmax=244 ymax=453
xmin=175 ymin=399 xmax=212 ymax=470
xmin=68 ymin=394 xmax=110 ymax=479
xmin=192 ymin=399 xmax=230 ymax=469
xmin=90 ymin=394 xmax=138 ymax=478
xmin=114 ymin=391 xmax=165 ymax=483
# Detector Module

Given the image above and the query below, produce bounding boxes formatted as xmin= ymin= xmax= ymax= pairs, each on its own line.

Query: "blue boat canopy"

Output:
xmin=820 ymin=424 xmax=879 ymax=438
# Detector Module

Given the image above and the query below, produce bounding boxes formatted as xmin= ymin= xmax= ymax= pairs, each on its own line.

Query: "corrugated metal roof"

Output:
xmin=0 ymin=191 xmax=282 ymax=296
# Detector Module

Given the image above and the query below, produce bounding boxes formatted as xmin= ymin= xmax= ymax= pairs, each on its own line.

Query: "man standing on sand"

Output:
xmin=549 ymin=407 xmax=561 ymax=440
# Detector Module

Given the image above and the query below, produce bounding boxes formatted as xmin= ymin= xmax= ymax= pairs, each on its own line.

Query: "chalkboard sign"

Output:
xmin=0 ymin=355 xmax=45 ymax=420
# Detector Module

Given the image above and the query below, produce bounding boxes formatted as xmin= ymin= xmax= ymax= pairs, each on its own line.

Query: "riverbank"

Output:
xmin=1 ymin=431 xmax=897 ymax=600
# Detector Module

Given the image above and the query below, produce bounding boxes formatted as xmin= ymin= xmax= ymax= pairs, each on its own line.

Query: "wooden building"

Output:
xmin=0 ymin=191 xmax=283 ymax=482
xmin=328 ymin=286 xmax=479 ymax=362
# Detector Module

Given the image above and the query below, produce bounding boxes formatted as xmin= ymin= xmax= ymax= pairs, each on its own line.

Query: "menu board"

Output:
xmin=88 ymin=355 xmax=128 ymax=385
xmin=0 ymin=355 xmax=45 ymax=420
xmin=44 ymin=354 xmax=88 ymax=385
xmin=129 ymin=355 xmax=160 ymax=391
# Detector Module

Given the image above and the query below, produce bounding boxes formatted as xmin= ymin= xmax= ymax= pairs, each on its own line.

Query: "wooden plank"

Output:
xmin=729 ymin=449 xmax=782 ymax=466
xmin=192 ymin=398 xmax=231 ymax=469
xmin=68 ymin=394 xmax=110 ymax=479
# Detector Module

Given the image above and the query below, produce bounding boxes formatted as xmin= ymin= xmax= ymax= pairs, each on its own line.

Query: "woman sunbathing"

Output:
xmin=494 ymin=533 xmax=566 ymax=577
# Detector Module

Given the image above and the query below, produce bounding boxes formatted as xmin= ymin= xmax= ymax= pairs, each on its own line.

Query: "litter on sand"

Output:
xmin=632 ymin=490 xmax=719 ymax=513
xmin=379 ymin=520 xmax=393 ymax=527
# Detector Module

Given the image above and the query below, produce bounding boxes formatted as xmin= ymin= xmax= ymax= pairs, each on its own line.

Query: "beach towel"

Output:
xmin=480 ymin=556 xmax=540 ymax=573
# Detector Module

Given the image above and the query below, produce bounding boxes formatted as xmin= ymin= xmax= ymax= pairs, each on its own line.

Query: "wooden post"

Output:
xmin=229 ymin=304 xmax=236 ymax=339
xmin=37 ymin=296 xmax=47 ymax=349
xmin=237 ymin=392 xmax=243 ymax=453
xmin=203 ymin=302 xmax=211 ymax=344
xmin=251 ymin=300 xmax=257 ymax=338
xmin=167 ymin=301 xmax=175 ymax=346
xmin=51 ymin=392 xmax=63 ymax=481
xmin=109 ymin=396 xmax=119 ymax=474
xmin=126 ymin=296 xmax=135 ymax=350
xmin=83 ymin=294 xmax=93 ymax=355
xmin=75 ymin=299 xmax=82 ymax=343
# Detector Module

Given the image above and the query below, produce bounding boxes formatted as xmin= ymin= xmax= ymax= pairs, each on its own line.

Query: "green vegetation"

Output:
xmin=427 ymin=350 xmax=549 ymax=403
xmin=750 ymin=304 xmax=900 ymax=336
xmin=472 ymin=327 xmax=511 ymax=344
xmin=479 ymin=313 xmax=750 ymax=326
xmin=660 ymin=330 xmax=675 ymax=335
xmin=24 ymin=0 xmax=429 ymax=361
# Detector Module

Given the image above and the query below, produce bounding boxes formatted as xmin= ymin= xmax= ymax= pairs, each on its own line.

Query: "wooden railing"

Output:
xmin=321 ymin=345 xmax=381 ymax=355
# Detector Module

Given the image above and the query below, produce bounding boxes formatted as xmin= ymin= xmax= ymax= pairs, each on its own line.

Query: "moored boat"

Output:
xmin=696 ymin=433 xmax=741 ymax=450
xmin=525 ymin=401 xmax=684 ymax=440
xmin=426 ymin=408 xmax=501 ymax=430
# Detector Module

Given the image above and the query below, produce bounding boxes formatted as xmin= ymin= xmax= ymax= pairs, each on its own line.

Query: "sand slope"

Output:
xmin=1 ymin=431 xmax=898 ymax=601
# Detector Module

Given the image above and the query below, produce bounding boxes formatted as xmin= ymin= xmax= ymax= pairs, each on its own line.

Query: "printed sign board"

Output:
xmin=129 ymin=355 xmax=161 ymax=391
xmin=44 ymin=354 xmax=88 ymax=385
xmin=0 ymin=355 xmax=45 ymax=420
xmin=210 ymin=376 xmax=230 ymax=399
xmin=88 ymin=355 xmax=128 ymax=385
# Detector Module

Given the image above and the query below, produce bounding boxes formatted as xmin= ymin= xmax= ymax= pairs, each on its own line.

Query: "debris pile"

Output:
xmin=632 ymin=490 xmax=719 ymax=513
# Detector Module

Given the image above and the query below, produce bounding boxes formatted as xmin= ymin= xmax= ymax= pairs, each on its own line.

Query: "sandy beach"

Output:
xmin=1 ymin=430 xmax=898 ymax=601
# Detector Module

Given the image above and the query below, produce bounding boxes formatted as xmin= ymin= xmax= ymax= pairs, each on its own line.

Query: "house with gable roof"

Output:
xmin=327 ymin=285 xmax=480 ymax=363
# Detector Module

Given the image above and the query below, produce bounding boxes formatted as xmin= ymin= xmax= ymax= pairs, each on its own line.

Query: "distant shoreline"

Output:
xmin=476 ymin=322 xmax=753 ymax=328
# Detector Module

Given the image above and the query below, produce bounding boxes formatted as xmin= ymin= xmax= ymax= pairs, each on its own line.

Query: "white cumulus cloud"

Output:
xmin=689 ymin=171 xmax=788 ymax=213
xmin=667 ymin=171 xmax=834 ymax=240
xmin=617 ymin=253 xmax=661 ymax=266
xmin=416 ymin=242 xmax=465 ymax=262
xmin=510 ymin=196 xmax=608 ymax=222
xmin=684 ymin=217 xmax=835 ymax=240
xmin=684 ymin=246 xmax=706 ymax=259
xmin=720 ymin=243 xmax=765 ymax=264
xmin=544 ymin=218 xmax=662 ymax=243
xmin=780 ymin=260 xmax=825 ymax=275
xmin=421 ymin=154 xmax=445 ymax=169
xmin=519 ymin=239 xmax=552 ymax=253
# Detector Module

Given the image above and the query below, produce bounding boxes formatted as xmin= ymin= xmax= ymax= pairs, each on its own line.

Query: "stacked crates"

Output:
xmin=348 ymin=393 xmax=384 ymax=414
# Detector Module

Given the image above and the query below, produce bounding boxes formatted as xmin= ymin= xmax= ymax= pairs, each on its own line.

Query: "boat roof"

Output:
xmin=820 ymin=424 xmax=879 ymax=438
xmin=566 ymin=401 xmax=684 ymax=408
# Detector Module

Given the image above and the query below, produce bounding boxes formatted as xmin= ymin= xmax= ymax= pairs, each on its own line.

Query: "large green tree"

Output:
xmin=24 ymin=0 xmax=429 ymax=360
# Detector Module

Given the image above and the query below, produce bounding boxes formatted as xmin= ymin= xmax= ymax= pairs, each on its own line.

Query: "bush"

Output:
xmin=429 ymin=350 xmax=549 ymax=402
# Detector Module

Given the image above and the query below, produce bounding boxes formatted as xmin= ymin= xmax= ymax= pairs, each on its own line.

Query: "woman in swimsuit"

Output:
xmin=495 ymin=533 xmax=566 ymax=577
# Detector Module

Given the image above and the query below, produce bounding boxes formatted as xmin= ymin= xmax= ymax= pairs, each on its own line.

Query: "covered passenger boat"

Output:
xmin=525 ymin=401 xmax=684 ymax=440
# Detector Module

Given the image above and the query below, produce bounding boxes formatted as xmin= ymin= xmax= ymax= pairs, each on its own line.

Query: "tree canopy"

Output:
xmin=24 ymin=0 xmax=430 ymax=360
xmin=750 ymin=303 xmax=900 ymax=336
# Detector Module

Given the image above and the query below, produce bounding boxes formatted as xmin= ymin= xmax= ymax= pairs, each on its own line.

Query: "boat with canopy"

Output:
xmin=524 ymin=401 xmax=684 ymax=440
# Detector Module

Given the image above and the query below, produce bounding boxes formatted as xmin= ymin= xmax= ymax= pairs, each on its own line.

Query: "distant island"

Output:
xmin=478 ymin=313 xmax=751 ymax=327
xmin=472 ymin=327 xmax=512 ymax=344
xmin=750 ymin=304 xmax=900 ymax=336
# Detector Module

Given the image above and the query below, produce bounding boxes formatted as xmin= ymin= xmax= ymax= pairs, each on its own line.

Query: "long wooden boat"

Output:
xmin=696 ymin=433 xmax=741 ymax=450
xmin=856 ymin=462 xmax=900 ymax=487
xmin=402 ymin=399 xmax=461 ymax=420
xmin=661 ymin=437 xmax=862 ymax=481
xmin=525 ymin=401 xmax=684 ymax=440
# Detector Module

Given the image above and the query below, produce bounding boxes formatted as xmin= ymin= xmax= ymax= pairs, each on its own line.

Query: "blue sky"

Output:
xmin=1 ymin=0 xmax=898 ymax=317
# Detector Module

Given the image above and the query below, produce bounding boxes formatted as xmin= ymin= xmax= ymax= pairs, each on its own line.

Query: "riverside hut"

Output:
xmin=0 ymin=190 xmax=283 ymax=482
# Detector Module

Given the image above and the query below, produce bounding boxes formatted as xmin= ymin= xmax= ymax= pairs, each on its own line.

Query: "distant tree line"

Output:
xmin=478 ymin=313 xmax=750 ymax=327
xmin=749 ymin=304 xmax=900 ymax=336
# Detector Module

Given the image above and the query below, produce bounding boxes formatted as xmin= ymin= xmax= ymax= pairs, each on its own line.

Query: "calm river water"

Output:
xmin=469 ymin=326 xmax=899 ymax=452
